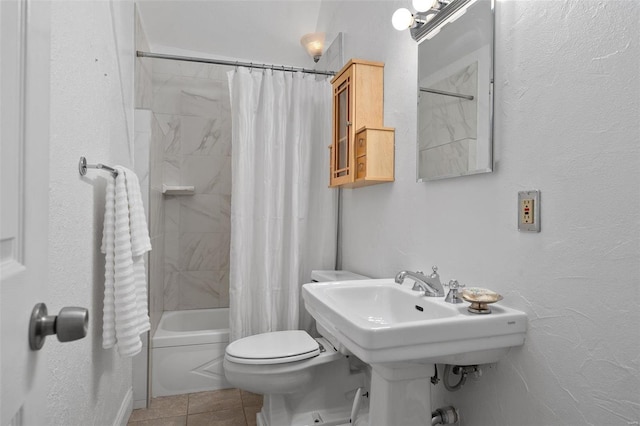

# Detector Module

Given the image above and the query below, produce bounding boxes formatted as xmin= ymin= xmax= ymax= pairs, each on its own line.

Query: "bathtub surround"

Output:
xmin=149 ymin=60 xmax=234 ymax=312
xmin=48 ymin=0 xmax=136 ymax=424
xmin=228 ymin=69 xmax=337 ymax=341
xmin=133 ymin=7 xmax=160 ymax=410
xmin=146 ymin=111 xmax=166 ymax=334
xmin=317 ymin=1 xmax=640 ymax=425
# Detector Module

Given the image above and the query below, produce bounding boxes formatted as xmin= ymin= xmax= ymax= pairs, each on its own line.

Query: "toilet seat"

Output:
xmin=225 ymin=330 xmax=320 ymax=365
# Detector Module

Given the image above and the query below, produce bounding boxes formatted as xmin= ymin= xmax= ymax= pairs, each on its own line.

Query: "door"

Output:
xmin=1 ymin=0 xmax=51 ymax=424
xmin=330 ymin=67 xmax=353 ymax=187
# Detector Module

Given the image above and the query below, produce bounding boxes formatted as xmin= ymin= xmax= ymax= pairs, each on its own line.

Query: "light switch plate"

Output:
xmin=518 ymin=190 xmax=540 ymax=232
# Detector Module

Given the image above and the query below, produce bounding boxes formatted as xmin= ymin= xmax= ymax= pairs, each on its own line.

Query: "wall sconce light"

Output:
xmin=392 ymin=0 xmax=477 ymax=41
xmin=300 ymin=32 xmax=325 ymax=63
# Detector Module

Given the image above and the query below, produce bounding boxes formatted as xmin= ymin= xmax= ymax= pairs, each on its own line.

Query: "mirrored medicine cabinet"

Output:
xmin=416 ymin=0 xmax=494 ymax=181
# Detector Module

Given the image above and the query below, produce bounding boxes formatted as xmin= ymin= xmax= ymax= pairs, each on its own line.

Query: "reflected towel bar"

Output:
xmin=420 ymin=87 xmax=474 ymax=101
xmin=78 ymin=156 xmax=118 ymax=177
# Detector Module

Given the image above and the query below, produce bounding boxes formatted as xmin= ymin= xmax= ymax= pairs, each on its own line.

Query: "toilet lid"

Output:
xmin=226 ymin=330 xmax=320 ymax=365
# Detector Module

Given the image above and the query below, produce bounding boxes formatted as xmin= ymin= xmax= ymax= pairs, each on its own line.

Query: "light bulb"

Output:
xmin=392 ymin=8 xmax=414 ymax=31
xmin=412 ymin=0 xmax=438 ymax=12
xmin=300 ymin=32 xmax=325 ymax=63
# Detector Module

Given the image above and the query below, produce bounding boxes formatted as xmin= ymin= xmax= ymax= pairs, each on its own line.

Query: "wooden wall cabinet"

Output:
xmin=351 ymin=126 xmax=395 ymax=188
xmin=329 ymin=59 xmax=395 ymax=188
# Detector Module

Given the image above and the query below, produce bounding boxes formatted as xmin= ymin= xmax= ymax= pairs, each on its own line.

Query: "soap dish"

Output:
xmin=461 ymin=287 xmax=503 ymax=314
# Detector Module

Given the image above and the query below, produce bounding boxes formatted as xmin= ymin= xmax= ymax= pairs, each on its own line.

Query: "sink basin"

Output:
xmin=302 ymin=278 xmax=527 ymax=365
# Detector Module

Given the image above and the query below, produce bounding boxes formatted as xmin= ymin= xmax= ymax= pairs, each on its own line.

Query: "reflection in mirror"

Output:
xmin=416 ymin=0 xmax=494 ymax=181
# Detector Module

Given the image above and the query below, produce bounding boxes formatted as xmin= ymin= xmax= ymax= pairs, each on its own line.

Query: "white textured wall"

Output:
xmin=48 ymin=1 xmax=135 ymax=424
xmin=318 ymin=1 xmax=640 ymax=425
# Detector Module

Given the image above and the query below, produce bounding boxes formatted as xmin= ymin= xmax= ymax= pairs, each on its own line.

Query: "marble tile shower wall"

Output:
xmin=134 ymin=110 xmax=165 ymax=336
xmin=148 ymin=113 xmax=166 ymax=332
xmin=134 ymin=9 xmax=164 ymax=336
xmin=151 ymin=60 xmax=233 ymax=311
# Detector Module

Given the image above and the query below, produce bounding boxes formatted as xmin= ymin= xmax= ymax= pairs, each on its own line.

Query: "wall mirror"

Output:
xmin=416 ymin=0 xmax=494 ymax=181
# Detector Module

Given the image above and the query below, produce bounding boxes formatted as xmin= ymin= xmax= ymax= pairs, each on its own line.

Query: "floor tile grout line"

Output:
xmin=129 ymin=389 xmax=261 ymax=425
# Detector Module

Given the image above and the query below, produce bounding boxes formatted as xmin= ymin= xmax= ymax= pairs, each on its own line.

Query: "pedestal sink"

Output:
xmin=302 ymin=279 xmax=527 ymax=426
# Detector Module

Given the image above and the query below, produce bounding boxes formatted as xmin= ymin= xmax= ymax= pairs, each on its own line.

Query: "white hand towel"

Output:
xmin=102 ymin=166 xmax=151 ymax=357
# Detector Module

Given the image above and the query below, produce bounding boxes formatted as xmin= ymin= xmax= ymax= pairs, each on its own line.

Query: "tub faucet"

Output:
xmin=395 ymin=266 xmax=445 ymax=297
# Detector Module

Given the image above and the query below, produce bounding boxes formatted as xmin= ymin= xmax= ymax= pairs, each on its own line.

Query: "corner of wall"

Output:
xmin=112 ymin=388 xmax=133 ymax=426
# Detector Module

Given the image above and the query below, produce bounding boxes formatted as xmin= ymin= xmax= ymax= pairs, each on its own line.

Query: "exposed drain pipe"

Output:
xmin=443 ymin=364 xmax=482 ymax=392
xmin=431 ymin=406 xmax=459 ymax=425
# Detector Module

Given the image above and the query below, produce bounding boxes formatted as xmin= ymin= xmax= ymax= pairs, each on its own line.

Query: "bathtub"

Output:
xmin=152 ymin=308 xmax=231 ymax=397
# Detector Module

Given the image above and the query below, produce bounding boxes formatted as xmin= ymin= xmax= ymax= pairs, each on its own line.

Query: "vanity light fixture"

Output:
xmin=392 ymin=0 xmax=477 ymax=41
xmin=300 ymin=32 xmax=325 ymax=63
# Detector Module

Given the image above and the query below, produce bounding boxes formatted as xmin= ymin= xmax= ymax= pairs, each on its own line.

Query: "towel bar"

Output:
xmin=78 ymin=156 xmax=118 ymax=177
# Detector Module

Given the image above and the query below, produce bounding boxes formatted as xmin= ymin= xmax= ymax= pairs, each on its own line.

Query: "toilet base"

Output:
xmin=257 ymin=396 xmax=369 ymax=426
xmin=252 ymin=356 xmax=367 ymax=426
xmin=257 ymin=403 xmax=356 ymax=426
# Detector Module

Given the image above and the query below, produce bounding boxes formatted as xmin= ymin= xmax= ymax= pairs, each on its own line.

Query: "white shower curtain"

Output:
xmin=227 ymin=68 xmax=337 ymax=341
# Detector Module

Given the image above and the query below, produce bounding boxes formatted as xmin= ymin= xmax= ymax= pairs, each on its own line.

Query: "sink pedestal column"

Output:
xmin=369 ymin=363 xmax=434 ymax=426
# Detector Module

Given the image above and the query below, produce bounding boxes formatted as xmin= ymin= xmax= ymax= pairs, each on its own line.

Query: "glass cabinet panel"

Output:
xmin=336 ymin=84 xmax=349 ymax=177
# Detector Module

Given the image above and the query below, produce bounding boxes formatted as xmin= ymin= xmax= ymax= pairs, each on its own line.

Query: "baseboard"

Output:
xmin=133 ymin=399 xmax=147 ymax=410
xmin=113 ymin=387 xmax=133 ymax=426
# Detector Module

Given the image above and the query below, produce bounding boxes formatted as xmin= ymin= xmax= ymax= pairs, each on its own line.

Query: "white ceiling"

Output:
xmin=136 ymin=0 xmax=325 ymax=68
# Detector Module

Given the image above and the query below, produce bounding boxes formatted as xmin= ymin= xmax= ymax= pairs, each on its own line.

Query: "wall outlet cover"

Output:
xmin=518 ymin=190 xmax=540 ymax=232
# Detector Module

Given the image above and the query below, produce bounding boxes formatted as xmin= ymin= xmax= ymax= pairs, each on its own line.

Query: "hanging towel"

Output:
xmin=101 ymin=166 xmax=151 ymax=357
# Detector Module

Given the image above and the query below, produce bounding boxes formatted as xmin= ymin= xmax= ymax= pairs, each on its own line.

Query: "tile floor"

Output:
xmin=128 ymin=388 xmax=262 ymax=426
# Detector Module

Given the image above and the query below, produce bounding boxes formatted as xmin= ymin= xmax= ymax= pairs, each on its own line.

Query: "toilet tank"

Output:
xmin=307 ymin=270 xmax=369 ymax=353
xmin=310 ymin=270 xmax=369 ymax=282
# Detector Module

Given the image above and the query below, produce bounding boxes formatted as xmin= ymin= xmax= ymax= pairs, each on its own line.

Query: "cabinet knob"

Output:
xmin=359 ymin=138 xmax=364 ymax=146
xmin=346 ymin=121 xmax=352 ymax=127
xmin=358 ymin=163 xmax=364 ymax=171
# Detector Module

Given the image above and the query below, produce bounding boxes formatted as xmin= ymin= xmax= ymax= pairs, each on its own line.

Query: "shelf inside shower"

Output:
xmin=162 ymin=184 xmax=195 ymax=195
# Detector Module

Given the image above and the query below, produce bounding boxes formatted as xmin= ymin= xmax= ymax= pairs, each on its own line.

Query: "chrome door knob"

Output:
xmin=29 ymin=303 xmax=89 ymax=350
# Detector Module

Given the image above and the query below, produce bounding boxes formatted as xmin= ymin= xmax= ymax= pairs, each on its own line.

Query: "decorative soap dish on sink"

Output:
xmin=461 ymin=287 xmax=503 ymax=314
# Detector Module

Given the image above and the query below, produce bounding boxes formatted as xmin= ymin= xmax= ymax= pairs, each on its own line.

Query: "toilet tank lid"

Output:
xmin=310 ymin=270 xmax=369 ymax=282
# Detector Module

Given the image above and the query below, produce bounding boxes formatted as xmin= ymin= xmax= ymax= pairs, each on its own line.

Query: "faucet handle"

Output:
xmin=430 ymin=266 xmax=439 ymax=277
xmin=444 ymin=279 xmax=464 ymax=289
xmin=444 ymin=280 xmax=465 ymax=304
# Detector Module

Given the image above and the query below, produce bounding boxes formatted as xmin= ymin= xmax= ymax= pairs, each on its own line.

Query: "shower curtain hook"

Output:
xmin=235 ymin=61 xmax=238 ymax=72
xmin=249 ymin=63 xmax=253 ymax=73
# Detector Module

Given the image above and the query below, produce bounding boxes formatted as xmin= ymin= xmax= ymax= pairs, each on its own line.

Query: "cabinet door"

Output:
xmin=331 ymin=68 xmax=353 ymax=186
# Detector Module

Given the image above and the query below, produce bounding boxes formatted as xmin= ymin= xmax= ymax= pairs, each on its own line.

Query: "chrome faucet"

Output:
xmin=444 ymin=279 xmax=465 ymax=304
xmin=394 ymin=266 xmax=445 ymax=297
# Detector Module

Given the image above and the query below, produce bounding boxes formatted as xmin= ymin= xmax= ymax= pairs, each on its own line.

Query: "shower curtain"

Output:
xmin=227 ymin=68 xmax=337 ymax=341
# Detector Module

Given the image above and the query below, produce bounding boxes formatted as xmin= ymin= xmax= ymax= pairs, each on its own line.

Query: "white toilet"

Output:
xmin=224 ymin=270 xmax=369 ymax=426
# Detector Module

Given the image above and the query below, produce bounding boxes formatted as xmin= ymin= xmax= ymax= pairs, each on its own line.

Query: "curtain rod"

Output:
xmin=136 ymin=51 xmax=336 ymax=77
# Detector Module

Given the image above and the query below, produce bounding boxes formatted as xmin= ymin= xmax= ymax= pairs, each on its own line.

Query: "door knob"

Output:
xmin=29 ymin=303 xmax=89 ymax=350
